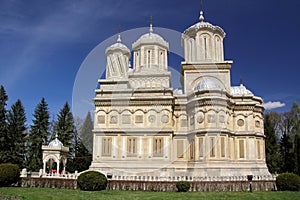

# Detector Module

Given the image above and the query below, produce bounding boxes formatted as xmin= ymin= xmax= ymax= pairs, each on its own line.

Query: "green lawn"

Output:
xmin=0 ymin=187 xmax=299 ymax=200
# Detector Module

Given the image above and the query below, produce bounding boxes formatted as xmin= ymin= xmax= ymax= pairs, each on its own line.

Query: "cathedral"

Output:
xmin=90 ymin=9 xmax=270 ymax=178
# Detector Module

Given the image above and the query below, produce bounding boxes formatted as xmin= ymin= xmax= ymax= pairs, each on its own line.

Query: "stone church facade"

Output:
xmin=90 ymin=10 xmax=270 ymax=178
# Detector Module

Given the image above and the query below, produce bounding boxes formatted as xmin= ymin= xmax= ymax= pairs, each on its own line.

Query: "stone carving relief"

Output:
xmin=219 ymin=115 xmax=225 ymax=123
xmin=148 ymin=115 xmax=156 ymax=123
xmin=197 ymin=112 xmax=204 ymax=124
xmin=135 ymin=115 xmax=143 ymax=123
xmin=110 ymin=115 xmax=118 ymax=124
xmin=122 ymin=114 xmax=131 ymax=124
xmin=208 ymin=114 xmax=216 ymax=123
xmin=161 ymin=114 xmax=169 ymax=123
xmin=237 ymin=119 xmax=245 ymax=127
xmin=255 ymin=120 xmax=261 ymax=128
xmin=98 ymin=115 xmax=105 ymax=124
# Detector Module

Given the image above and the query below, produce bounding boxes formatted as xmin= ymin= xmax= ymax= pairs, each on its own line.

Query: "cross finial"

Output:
xmin=117 ymin=25 xmax=121 ymax=43
xmin=149 ymin=16 xmax=153 ymax=33
xmin=199 ymin=0 xmax=205 ymax=22
xmin=240 ymin=76 xmax=243 ymax=85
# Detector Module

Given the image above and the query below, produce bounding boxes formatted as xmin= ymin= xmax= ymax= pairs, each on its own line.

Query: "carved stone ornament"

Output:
xmin=255 ymin=120 xmax=260 ymax=128
xmin=237 ymin=119 xmax=245 ymax=127
xmin=197 ymin=113 xmax=204 ymax=124
xmin=161 ymin=114 xmax=169 ymax=123
xmin=149 ymin=115 xmax=156 ymax=123
xmin=219 ymin=115 xmax=225 ymax=123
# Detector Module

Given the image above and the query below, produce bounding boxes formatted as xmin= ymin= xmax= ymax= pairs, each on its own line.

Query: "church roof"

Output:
xmin=48 ymin=135 xmax=64 ymax=148
xmin=132 ymin=22 xmax=169 ymax=49
xmin=106 ymin=34 xmax=131 ymax=56
xmin=231 ymin=84 xmax=253 ymax=96
xmin=183 ymin=10 xmax=225 ymax=37
xmin=194 ymin=77 xmax=224 ymax=91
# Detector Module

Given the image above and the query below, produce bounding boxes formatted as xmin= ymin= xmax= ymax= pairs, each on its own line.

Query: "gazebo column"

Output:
xmin=43 ymin=161 xmax=46 ymax=175
xmin=62 ymin=160 xmax=66 ymax=174
xmin=56 ymin=161 xmax=60 ymax=176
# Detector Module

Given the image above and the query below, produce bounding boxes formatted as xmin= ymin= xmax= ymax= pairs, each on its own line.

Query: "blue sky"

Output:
xmin=0 ymin=0 xmax=299 ymax=123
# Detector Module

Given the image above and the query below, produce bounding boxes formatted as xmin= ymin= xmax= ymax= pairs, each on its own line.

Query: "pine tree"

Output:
xmin=0 ymin=85 xmax=8 ymax=163
xmin=27 ymin=98 xmax=50 ymax=171
xmin=264 ymin=113 xmax=280 ymax=173
xmin=7 ymin=99 xmax=27 ymax=167
xmin=80 ymin=111 xmax=93 ymax=153
xmin=54 ymin=102 xmax=74 ymax=150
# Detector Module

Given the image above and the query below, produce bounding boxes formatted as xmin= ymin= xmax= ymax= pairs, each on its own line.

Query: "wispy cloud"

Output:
xmin=262 ymin=101 xmax=286 ymax=110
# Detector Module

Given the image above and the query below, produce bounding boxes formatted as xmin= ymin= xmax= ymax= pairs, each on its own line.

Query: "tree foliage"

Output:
xmin=27 ymin=98 xmax=50 ymax=171
xmin=80 ymin=111 xmax=93 ymax=154
xmin=0 ymin=85 xmax=9 ymax=163
xmin=276 ymin=172 xmax=300 ymax=191
xmin=77 ymin=171 xmax=107 ymax=191
xmin=54 ymin=102 xmax=74 ymax=149
xmin=7 ymin=99 xmax=27 ymax=167
xmin=66 ymin=117 xmax=92 ymax=173
xmin=264 ymin=113 xmax=280 ymax=173
xmin=265 ymin=102 xmax=300 ymax=175
xmin=0 ymin=164 xmax=20 ymax=187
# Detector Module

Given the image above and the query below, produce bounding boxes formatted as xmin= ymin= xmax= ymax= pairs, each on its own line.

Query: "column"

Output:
xmin=148 ymin=137 xmax=152 ymax=158
xmin=56 ymin=161 xmax=59 ymax=176
xmin=43 ymin=161 xmax=46 ymax=175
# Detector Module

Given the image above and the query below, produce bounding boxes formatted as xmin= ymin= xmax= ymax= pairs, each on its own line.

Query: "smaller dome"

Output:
xmin=48 ymin=136 xmax=64 ymax=148
xmin=132 ymin=23 xmax=169 ymax=50
xmin=194 ymin=77 xmax=223 ymax=91
xmin=183 ymin=10 xmax=225 ymax=38
xmin=231 ymin=84 xmax=253 ymax=96
xmin=105 ymin=34 xmax=131 ymax=56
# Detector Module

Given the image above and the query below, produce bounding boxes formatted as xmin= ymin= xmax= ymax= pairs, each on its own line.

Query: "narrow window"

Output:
xmin=257 ymin=140 xmax=261 ymax=159
xmin=190 ymin=140 xmax=195 ymax=160
xmin=102 ymin=138 xmax=112 ymax=156
xmin=204 ymin=37 xmax=207 ymax=59
xmin=239 ymin=140 xmax=245 ymax=158
xmin=153 ymin=138 xmax=164 ymax=157
xmin=127 ymin=138 xmax=137 ymax=156
xmin=147 ymin=50 xmax=151 ymax=67
xmin=177 ymin=140 xmax=184 ymax=158
xmin=210 ymin=137 xmax=215 ymax=157
xmin=221 ymin=137 xmax=226 ymax=157
xmin=199 ymin=138 xmax=204 ymax=157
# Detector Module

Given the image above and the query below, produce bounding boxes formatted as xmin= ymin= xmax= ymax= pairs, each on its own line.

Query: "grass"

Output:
xmin=0 ymin=187 xmax=299 ymax=200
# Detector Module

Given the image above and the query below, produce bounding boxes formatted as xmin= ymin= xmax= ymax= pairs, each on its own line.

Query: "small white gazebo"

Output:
xmin=42 ymin=134 xmax=69 ymax=176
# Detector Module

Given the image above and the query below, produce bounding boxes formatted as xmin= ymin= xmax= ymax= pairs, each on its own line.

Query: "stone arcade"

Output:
xmin=90 ymin=9 xmax=271 ymax=179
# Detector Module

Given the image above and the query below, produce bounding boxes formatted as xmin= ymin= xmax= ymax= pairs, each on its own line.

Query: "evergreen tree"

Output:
xmin=80 ymin=111 xmax=93 ymax=153
xmin=264 ymin=113 xmax=280 ymax=173
xmin=290 ymin=102 xmax=300 ymax=175
xmin=54 ymin=102 xmax=74 ymax=150
xmin=7 ymin=99 xmax=27 ymax=167
xmin=27 ymin=98 xmax=50 ymax=171
xmin=0 ymin=85 xmax=8 ymax=163
xmin=66 ymin=118 xmax=91 ymax=173
xmin=279 ymin=111 xmax=295 ymax=173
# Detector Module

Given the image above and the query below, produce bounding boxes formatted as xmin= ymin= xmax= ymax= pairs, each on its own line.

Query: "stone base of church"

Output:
xmin=90 ymin=160 xmax=271 ymax=180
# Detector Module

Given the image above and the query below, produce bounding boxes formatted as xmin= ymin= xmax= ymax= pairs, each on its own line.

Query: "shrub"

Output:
xmin=77 ymin=171 xmax=107 ymax=191
xmin=176 ymin=181 xmax=190 ymax=192
xmin=0 ymin=163 xmax=20 ymax=187
xmin=276 ymin=172 xmax=300 ymax=191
